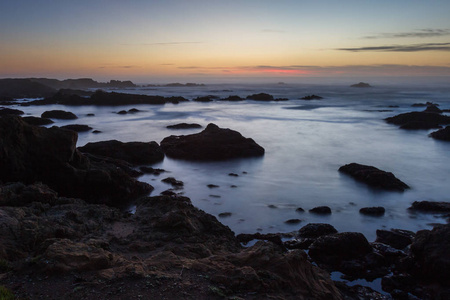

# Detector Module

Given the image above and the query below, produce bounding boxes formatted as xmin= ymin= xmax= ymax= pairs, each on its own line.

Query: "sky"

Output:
xmin=1 ymin=0 xmax=450 ymax=83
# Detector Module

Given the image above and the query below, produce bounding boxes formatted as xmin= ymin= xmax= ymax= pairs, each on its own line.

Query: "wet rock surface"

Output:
xmin=339 ymin=163 xmax=409 ymax=191
xmin=41 ymin=109 xmax=78 ymax=119
xmin=60 ymin=124 xmax=93 ymax=132
xmin=160 ymin=123 xmax=265 ymax=160
xmin=22 ymin=116 xmax=54 ymax=125
xmin=429 ymin=125 xmax=450 ymax=141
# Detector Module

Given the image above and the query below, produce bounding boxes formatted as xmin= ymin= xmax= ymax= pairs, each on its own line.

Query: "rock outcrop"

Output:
xmin=429 ymin=126 xmax=450 ymax=141
xmin=339 ymin=163 xmax=409 ymax=191
xmin=160 ymin=123 xmax=265 ymax=160
xmin=385 ymin=111 xmax=450 ymax=130
xmin=41 ymin=110 xmax=78 ymax=119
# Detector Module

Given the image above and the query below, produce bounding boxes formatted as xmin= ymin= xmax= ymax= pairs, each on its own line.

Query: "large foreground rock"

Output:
xmin=0 ymin=116 xmax=152 ymax=204
xmin=78 ymin=140 xmax=164 ymax=165
xmin=0 ymin=186 xmax=343 ymax=300
xmin=161 ymin=123 xmax=265 ymax=160
xmin=339 ymin=163 xmax=409 ymax=191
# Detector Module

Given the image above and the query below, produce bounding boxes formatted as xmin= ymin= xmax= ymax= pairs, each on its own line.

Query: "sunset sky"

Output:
xmin=1 ymin=0 xmax=450 ymax=83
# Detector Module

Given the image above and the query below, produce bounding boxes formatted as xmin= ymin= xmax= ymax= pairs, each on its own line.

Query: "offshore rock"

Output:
xmin=385 ymin=111 xmax=450 ymax=129
xmin=408 ymin=200 xmax=450 ymax=212
xmin=160 ymin=123 xmax=265 ymax=160
xmin=166 ymin=123 xmax=202 ymax=129
xmin=429 ymin=126 xmax=450 ymax=141
xmin=339 ymin=163 xmax=409 ymax=191
xmin=359 ymin=207 xmax=385 ymax=216
xmin=0 ymin=116 xmax=152 ymax=204
xmin=78 ymin=140 xmax=164 ymax=165
xmin=41 ymin=110 xmax=78 ymax=119
xmin=60 ymin=124 xmax=93 ymax=132
xmin=246 ymin=93 xmax=274 ymax=101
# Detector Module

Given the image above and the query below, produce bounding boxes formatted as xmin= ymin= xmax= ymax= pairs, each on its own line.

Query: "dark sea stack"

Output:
xmin=0 ymin=78 xmax=56 ymax=98
xmin=424 ymin=104 xmax=442 ymax=113
xmin=166 ymin=123 xmax=202 ymax=129
xmin=0 ymin=116 xmax=152 ymax=204
xmin=78 ymin=140 xmax=164 ymax=165
xmin=246 ymin=93 xmax=274 ymax=101
xmin=359 ymin=206 xmax=385 ymax=216
xmin=375 ymin=229 xmax=415 ymax=250
xmin=221 ymin=95 xmax=244 ymax=101
xmin=60 ymin=124 xmax=93 ymax=132
xmin=350 ymin=82 xmax=371 ymax=88
xmin=0 ymin=107 xmax=24 ymax=116
xmin=160 ymin=123 xmax=265 ymax=160
xmin=41 ymin=110 xmax=78 ymax=119
xmin=339 ymin=163 xmax=409 ymax=191
xmin=298 ymin=223 xmax=338 ymax=238
xmin=309 ymin=206 xmax=332 ymax=214
xmin=430 ymin=126 xmax=450 ymax=141
xmin=300 ymin=94 xmax=323 ymax=100
xmin=409 ymin=200 xmax=450 ymax=212
xmin=22 ymin=116 xmax=54 ymax=126
xmin=385 ymin=111 xmax=450 ymax=129
xmin=193 ymin=96 xmax=215 ymax=102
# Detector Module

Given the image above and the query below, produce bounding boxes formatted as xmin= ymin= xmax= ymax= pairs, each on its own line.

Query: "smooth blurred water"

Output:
xmin=15 ymin=83 xmax=450 ymax=241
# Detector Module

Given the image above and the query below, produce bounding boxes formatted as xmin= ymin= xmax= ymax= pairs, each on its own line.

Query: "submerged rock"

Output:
xmin=339 ymin=163 xmax=409 ymax=191
xmin=78 ymin=140 xmax=164 ymax=165
xmin=429 ymin=126 xmax=450 ymax=141
xmin=160 ymin=123 xmax=265 ymax=160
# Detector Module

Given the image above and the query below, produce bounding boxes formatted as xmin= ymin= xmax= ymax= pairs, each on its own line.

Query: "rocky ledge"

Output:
xmin=160 ymin=123 xmax=265 ymax=160
xmin=339 ymin=163 xmax=409 ymax=191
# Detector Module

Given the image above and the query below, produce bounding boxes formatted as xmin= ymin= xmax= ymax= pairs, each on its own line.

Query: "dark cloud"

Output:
xmin=337 ymin=42 xmax=450 ymax=52
xmin=363 ymin=29 xmax=450 ymax=39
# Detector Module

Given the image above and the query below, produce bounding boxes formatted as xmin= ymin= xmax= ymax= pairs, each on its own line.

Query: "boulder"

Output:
xmin=60 ymin=124 xmax=92 ymax=132
xmin=298 ymin=223 xmax=338 ymax=238
xmin=309 ymin=206 xmax=332 ymax=214
xmin=0 ymin=116 xmax=152 ymax=204
xmin=246 ymin=93 xmax=274 ymax=101
xmin=78 ymin=140 xmax=164 ymax=165
xmin=41 ymin=110 xmax=78 ymax=119
xmin=339 ymin=163 xmax=409 ymax=191
xmin=375 ymin=229 xmax=415 ymax=250
xmin=22 ymin=116 xmax=54 ymax=126
xmin=0 ymin=107 xmax=24 ymax=116
xmin=166 ymin=123 xmax=202 ymax=129
xmin=359 ymin=207 xmax=385 ymax=216
xmin=193 ymin=96 xmax=215 ymax=102
xmin=160 ymin=123 xmax=265 ymax=160
xmin=429 ymin=126 xmax=450 ymax=141
xmin=221 ymin=95 xmax=244 ymax=101
xmin=408 ymin=200 xmax=450 ymax=212
xmin=385 ymin=111 xmax=450 ymax=129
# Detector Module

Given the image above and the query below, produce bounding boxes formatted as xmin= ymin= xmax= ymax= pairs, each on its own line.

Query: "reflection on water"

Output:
xmin=17 ymin=83 xmax=450 ymax=242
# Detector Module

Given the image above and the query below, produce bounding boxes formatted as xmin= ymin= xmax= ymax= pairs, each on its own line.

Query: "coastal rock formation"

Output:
xmin=22 ymin=116 xmax=54 ymax=125
xmin=41 ymin=109 xmax=78 ymax=119
xmin=246 ymin=93 xmax=274 ymax=101
xmin=221 ymin=95 xmax=244 ymax=101
xmin=160 ymin=123 xmax=265 ymax=160
xmin=429 ymin=126 xmax=450 ymax=141
xmin=309 ymin=206 xmax=332 ymax=214
xmin=60 ymin=124 xmax=93 ymax=132
xmin=0 ymin=78 xmax=56 ymax=98
xmin=350 ymin=82 xmax=371 ymax=88
xmin=375 ymin=229 xmax=415 ymax=250
xmin=166 ymin=123 xmax=202 ymax=129
xmin=301 ymin=94 xmax=323 ymax=100
xmin=78 ymin=140 xmax=164 ymax=165
xmin=385 ymin=111 xmax=450 ymax=130
xmin=0 ymin=116 xmax=152 ymax=204
xmin=298 ymin=223 xmax=338 ymax=238
xmin=359 ymin=207 xmax=385 ymax=216
xmin=408 ymin=200 xmax=450 ymax=212
xmin=339 ymin=163 xmax=409 ymax=191
xmin=0 ymin=107 xmax=24 ymax=116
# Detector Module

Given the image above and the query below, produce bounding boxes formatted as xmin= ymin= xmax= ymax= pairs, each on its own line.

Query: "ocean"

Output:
xmin=15 ymin=83 xmax=450 ymax=242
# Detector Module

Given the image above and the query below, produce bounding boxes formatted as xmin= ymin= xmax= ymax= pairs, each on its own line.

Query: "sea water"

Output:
xmin=15 ymin=83 xmax=450 ymax=242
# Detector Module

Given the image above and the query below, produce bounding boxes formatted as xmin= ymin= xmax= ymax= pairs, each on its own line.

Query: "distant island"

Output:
xmin=351 ymin=82 xmax=372 ymax=88
xmin=143 ymin=83 xmax=205 ymax=87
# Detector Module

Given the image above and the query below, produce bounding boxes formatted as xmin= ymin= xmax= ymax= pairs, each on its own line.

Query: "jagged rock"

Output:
xmin=429 ymin=126 xmax=450 ymax=141
xmin=375 ymin=229 xmax=415 ymax=250
xmin=22 ymin=116 xmax=54 ymax=125
xmin=160 ymin=123 xmax=265 ymax=160
xmin=161 ymin=177 xmax=184 ymax=187
xmin=60 ymin=124 xmax=92 ymax=132
xmin=339 ymin=163 xmax=409 ymax=191
xmin=78 ymin=140 xmax=164 ymax=165
xmin=359 ymin=207 xmax=385 ymax=216
xmin=41 ymin=110 xmax=78 ymax=119
xmin=166 ymin=123 xmax=202 ymax=129
xmin=409 ymin=200 xmax=450 ymax=212
xmin=298 ymin=223 xmax=338 ymax=238
xmin=0 ymin=116 xmax=152 ymax=204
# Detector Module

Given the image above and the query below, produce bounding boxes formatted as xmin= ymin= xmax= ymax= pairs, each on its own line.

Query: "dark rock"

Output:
xmin=193 ymin=96 xmax=214 ymax=102
xmin=236 ymin=233 xmax=283 ymax=246
xmin=285 ymin=219 xmax=302 ymax=224
xmin=22 ymin=116 xmax=54 ymax=126
xmin=160 ymin=123 xmax=265 ymax=160
xmin=268 ymin=204 xmax=277 ymax=208
xmin=296 ymin=207 xmax=305 ymax=212
xmin=41 ymin=110 xmax=78 ymax=120
xmin=218 ymin=212 xmax=232 ymax=218
xmin=424 ymin=104 xmax=442 ymax=113
xmin=359 ymin=207 xmax=385 ymax=216
xmin=86 ymin=113 xmax=95 ymax=116
xmin=408 ymin=200 xmax=450 ymax=212
xmin=375 ymin=229 xmax=415 ymax=250
xmin=0 ymin=78 xmax=56 ymax=98
xmin=92 ymin=130 xmax=101 ymax=134
xmin=300 ymin=95 xmax=323 ymax=100
xmin=246 ymin=93 xmax=274 ymax=101
xmin=400 ymin=121 xmax=442 ymax=129
xmin=351 ymin=82 xmax=371 ymax=88
xmin=0 ymin=107 xmax=24 ymax=116
xmin=429 ymin=126 xmax=450 ymax=141
xmin=339 ymin=163 xmax=409 ymax=191
xmin=410 ymin=224 xmax=450 ymax=283
xmin=221 ymin=95 xmax=244 ymax=101
xmin=228 ymin=173 xmax=239 ymax=177
xmin=309 ymin=232 xmax=373 ymax=266
xmin=385 ymin=111 xmax=450 ymax=129
xmin=78 ymin=140 xmax=164 ymax=165
xmin=298 ymin=223 xmax=338 ymax=238
xmin=160 ymin=189 xmax=176 ymax=196
xmin=139 ymin=166 xmax=166 ymax=175
xmin=166 ymin=123 xmax=202 ymax=129
xmin=412 ymin=102 xmax=437 ymax=107
xmin=60 ymin=124 xmax=93 ymax=132
xmin=207 ymin=184 xmax=219 ymax=188
xmin=162 ymin=177 xmax=184 ymax=187
xmin=309 ymin=206 xmax=332 ymax=214
xmin=117 ymin=110 xmax=127 ymax=115
xmin=128 ymin=108 xmax=141 ymax=113
xmin=0 ymin=116 xmax=152 ymax=205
